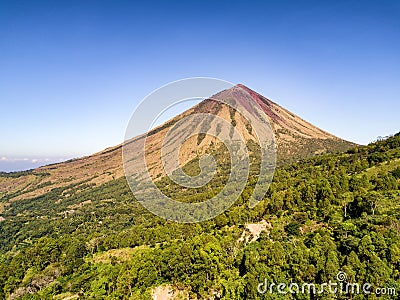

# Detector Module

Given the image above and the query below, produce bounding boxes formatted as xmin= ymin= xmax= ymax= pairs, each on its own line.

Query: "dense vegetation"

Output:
xmin=0 ymin=133 xmax=400 ymax=299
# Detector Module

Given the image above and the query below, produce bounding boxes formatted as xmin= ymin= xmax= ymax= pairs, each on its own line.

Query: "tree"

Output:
xmin=391 ymin=167 xmax=400 ymax=179
xmin=285 ymin=222 xmax=300 ymax=236
xmin=366 ymin=191 xmax=382 ymax=216
xmin=340 ymin=192 xmax=354 ymax=218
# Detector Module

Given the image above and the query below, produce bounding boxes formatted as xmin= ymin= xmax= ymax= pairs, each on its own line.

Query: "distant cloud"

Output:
xmin=0 ymin=156 xmax=72 ymax=172
xmin=0 ymin=157 xmax=62 ymax=163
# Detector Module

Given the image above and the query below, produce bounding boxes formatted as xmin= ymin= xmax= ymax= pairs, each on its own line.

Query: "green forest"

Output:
xmin=1 ymin=133 xmax=400 ymax=299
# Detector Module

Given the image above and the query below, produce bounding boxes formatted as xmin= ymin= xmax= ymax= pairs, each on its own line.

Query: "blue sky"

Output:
xmin=1 ymin=0 xmax=399 ymax=171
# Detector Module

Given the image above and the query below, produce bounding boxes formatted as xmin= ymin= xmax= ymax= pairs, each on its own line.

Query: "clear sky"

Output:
xmin=1 ymin=0 xmax=399 ymax=171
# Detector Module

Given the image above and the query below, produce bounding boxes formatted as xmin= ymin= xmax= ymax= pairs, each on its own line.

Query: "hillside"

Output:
xmin=0 ymin=130 xmax=399 ymax=298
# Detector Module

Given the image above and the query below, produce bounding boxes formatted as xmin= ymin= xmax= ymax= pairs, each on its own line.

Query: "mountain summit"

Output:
xmin=0 ymin=85 xmax=355 ymax=202
xmin=227 ymin=84 xmax=355 ymax=161
xmin=149 ymin=83 xmax=355 ymax=166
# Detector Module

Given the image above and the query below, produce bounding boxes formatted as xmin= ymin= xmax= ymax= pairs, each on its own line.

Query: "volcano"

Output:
xmin=0 ymin=84 xmax=356 ymax=202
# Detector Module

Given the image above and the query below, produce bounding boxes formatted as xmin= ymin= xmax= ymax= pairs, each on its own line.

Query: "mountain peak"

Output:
xmin=228 ymin=84 xmax=273 ymax=106
xmin=200 ymin=83 xmax=356 ymax=161
xmin=234 ymin=83 xmax=249 ymax=89
xmin=233 ymin=83 xmax=259 ymax=94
